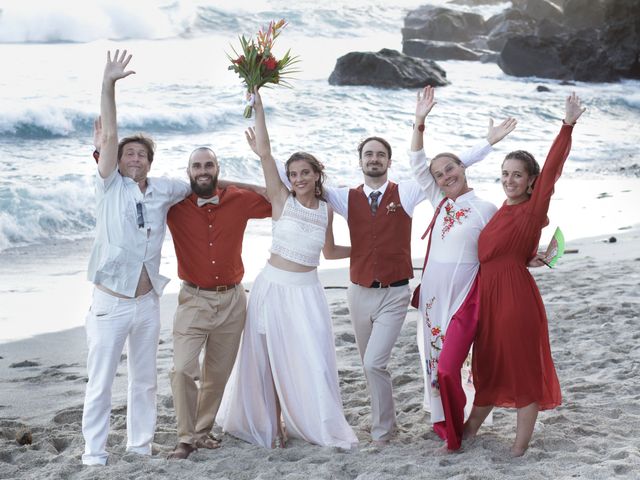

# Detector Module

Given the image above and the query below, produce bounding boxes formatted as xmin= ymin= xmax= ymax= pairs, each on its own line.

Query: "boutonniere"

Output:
xmin=386 ymin=202 xmax=400 ymax=214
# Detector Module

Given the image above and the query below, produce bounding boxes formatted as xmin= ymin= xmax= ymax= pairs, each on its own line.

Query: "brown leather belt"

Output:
xmin=356 ymin=279 xmax=409 ymax=289
xmin=183 ymin=281 xmax=237 ymax=292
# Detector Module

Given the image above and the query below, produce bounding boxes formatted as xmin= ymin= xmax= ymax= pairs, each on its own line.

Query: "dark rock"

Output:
xmin=535 ymin=18 xmax=565 ymax=37
xmin=16 ymin=428 xmax=32 ymax=445
xmin=486 ymin=9 xmax=538 ymax=51
xmin=564 ymin=0 xmax=608 ymax=29
xmin=536 ymin=85 xmax=552 ymax=92
xmin=561 ymin=36 xmax=618 ymax=82
xmin=403 ymin=39 xmax=481 ymax=61
xmin=608 ymin=236 xmax=617 ymax=243
xmin=328 ymin=49 xmax=449 ymax=88
xmin=9 ymin=360 xmax=40 ymax=368
xmin=485 ymin=8 xmax=533 ymax=33
xmin=498 ymin=36 xmax=571 ymax=79
xmin=513 ymin=0 xmax=564 ymax=22
xmin=402 ymin=6 xmax=486 ymax=43
xmin=600 ymin=1 xmax=640 ymax=79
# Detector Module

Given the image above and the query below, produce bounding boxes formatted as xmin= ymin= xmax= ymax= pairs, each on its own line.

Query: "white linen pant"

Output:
xmin=82 ymin=288 xmax=160 ymax=466
xmin=347 ymin=283 xmax=410 ymax=441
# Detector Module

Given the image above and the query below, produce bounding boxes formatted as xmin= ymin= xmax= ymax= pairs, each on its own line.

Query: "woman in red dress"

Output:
xmin=464 ymin=93 xmax=585 ymax=457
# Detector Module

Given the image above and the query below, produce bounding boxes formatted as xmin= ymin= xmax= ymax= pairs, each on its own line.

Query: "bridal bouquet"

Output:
xmin=227 ymin=19 xmax=299 ymax=118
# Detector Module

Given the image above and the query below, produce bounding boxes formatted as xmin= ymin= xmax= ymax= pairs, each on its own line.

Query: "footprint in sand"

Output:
xmin=50 ymin=436 xmax=71 ymax=453
xmin=52 ymin=407 xmax=83 ymax=425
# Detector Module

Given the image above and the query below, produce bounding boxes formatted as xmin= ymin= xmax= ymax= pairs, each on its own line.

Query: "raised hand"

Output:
xmin=564 ymin=92 xmax=585 ymax=125
xmin=103 ymin=49 xmax=135 ymax=84
xmin=415 ymin=85 xmax=437 ymax=120
xmin=93 ymin=116 xmax=102 ymax=151
xmin=486 ymin=117 xmax=517 ymax=146
xmin=245 ymin=126 xmax=260 ymax=156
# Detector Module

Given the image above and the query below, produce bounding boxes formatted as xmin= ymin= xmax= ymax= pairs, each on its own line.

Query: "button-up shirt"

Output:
xmin=167 ymin=188 xmax=271 ymax=288
xmin=87 ymin=169 xmax=190 ymax=297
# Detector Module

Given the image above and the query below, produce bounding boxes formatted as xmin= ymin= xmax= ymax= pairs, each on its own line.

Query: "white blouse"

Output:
xmin=270 ymin=194 xmax=327 ymax=267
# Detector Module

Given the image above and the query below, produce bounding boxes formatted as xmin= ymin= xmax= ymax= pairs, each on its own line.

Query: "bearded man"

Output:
xmin=165 ymin=147 xmax=270 ymax=459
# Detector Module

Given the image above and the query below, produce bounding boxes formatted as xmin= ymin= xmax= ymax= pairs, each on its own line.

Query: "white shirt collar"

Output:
xmin=363 ymin=180 xmax=389 ymax=199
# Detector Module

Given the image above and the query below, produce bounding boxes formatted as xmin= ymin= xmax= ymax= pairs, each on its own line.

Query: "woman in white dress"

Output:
xmin=410 ymin=86 xmax=516 ymax=451
xmin=218 ymin=88 xmax=358 ymax=449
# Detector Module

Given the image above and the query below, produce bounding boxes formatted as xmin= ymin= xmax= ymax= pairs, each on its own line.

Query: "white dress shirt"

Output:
xmin=87 ymin=169 xmax=190 ymax=297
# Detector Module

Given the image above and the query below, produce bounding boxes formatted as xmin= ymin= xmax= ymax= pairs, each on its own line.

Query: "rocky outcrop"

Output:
xmin=497 ymin=0 xmax=640 ymax=82
xmin=563 ymin=0 xmax=608 ymax=30
xmin=397 ymin=0 xmax=640 ymax=82
xmin=328 ymin=49 xmax=449 ymax=88
xmin=402 ymin=6 xmax=486 ymax=43
xmin=511 ymin=0 xmax=563 ymax=22
xmin=403 ymin=39 xmax=482 ymax=61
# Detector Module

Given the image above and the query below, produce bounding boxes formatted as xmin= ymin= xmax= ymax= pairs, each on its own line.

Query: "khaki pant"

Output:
xmin=170 ymin=283 xmax=246 ymax=445
xmin=347 ymin=283 xmax=411 ymax=441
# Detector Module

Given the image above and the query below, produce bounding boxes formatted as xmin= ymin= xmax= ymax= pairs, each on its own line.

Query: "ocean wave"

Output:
xmin=0 ymin=104 xmax=236 ymax=138
xmin=0 ymin=0 xmax=465 ymax=44
xmin=0 ymin=0 xmax=196 ymax=43
xmin=0 ymin=175 xmax=95 ymax=252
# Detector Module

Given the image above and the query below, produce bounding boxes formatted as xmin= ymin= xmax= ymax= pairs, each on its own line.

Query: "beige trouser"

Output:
xmin=347 ymin=283 xmax=411 ymax=441
xmin=170 ymin=283 xmax=247 ymax=445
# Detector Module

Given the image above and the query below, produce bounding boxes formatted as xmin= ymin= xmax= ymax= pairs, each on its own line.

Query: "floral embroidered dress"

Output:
xmin=472 ymin=124 xmax=573 ymax=410
xmin=410 ymin=148 xmax=497 ymax=424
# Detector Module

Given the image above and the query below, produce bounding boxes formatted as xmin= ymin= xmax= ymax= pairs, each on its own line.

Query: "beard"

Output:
xmin=190 ymin=174 xmax=218 ymax=197
xmin=363 ymin=165 xmax=387 ymax=178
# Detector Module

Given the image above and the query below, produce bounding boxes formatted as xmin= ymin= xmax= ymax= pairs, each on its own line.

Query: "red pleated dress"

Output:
xmin=472 ymin=123 xmax=574 ymax=410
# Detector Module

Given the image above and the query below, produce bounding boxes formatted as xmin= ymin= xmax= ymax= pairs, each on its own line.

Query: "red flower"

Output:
xmin=431 ymin=327 xmax=440 ymax=336
xmin=264 ymin=56 xmax=278 ymax=71
xmin=233 ymin=55 xmax=245 ymax=65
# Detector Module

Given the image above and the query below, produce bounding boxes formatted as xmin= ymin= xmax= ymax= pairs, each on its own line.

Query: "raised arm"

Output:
xmin=411 ymin=86 xmax=436 ymax=152
xmin=245 ymin=87 xmax=289 ymax=212
xmin=409 ymin=86 xmax=443 ymax=205
xmin=322 ymin=208 xmax=350 ymax=259
xmin=98 ymin=50 xmax=135 ymax=179
xmin=529 ymin=93 xmax=585 ymax=216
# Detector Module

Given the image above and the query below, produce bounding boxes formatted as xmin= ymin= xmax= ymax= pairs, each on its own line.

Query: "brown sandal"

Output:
xmin=168 ymin=442 xmax=196 ymax=460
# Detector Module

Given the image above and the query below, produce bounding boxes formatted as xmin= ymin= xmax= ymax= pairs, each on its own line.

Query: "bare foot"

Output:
xmin=167 ymin=442 xmax=196 ymax=460
xmin=434 ymin=442 xmax=450 ymax=455
xmin=462 ymin=421 xmax=479 ymax=440
xmin=275 ymin=422 xmax=288 ymax=448
xmin=510 ymin=445 xmax=527 ymax=457
xmin=372 ymin=439 xmax=389 ymax=448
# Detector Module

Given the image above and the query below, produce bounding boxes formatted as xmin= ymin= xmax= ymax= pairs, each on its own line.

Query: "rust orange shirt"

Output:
xmin=167 ymin=187 xmax=271 ymax=288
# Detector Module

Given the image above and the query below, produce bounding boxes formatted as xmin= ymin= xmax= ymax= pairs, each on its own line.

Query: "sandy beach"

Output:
xmin=0 ymin=228 xmax=638 ymax=479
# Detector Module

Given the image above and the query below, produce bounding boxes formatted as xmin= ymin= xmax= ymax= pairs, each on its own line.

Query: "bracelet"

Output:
xmin=412 ymin=123 xmax=425 ymax=132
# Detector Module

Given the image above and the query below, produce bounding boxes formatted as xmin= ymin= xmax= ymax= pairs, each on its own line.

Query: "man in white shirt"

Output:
xmin=82 ymin=50 xmax=190 ymax=466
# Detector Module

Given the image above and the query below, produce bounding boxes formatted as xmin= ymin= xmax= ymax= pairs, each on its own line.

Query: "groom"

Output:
xmin=277 ymin=134 xmax=490 ymax=444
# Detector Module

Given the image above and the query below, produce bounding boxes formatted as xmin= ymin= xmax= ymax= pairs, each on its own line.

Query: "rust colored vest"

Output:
xmin=348 ymin=182 xmax=413 ymax=286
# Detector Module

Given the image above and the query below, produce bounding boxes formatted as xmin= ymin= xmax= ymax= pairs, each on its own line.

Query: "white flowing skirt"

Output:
xmin=217 ymin=263 xmax=358 ymax=449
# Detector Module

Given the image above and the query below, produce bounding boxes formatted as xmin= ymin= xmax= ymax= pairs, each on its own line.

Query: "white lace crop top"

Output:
xmin=270 ymin=194 xmax=328 ymax=267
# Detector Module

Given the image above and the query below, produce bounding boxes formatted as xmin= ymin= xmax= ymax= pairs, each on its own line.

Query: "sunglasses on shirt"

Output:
xmin=136 ymin=202 xmax=145 ymax=229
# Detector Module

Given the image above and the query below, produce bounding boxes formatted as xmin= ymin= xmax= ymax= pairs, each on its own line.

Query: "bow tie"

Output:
xmin=197 ymin=196 xmax=219 ymax=207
